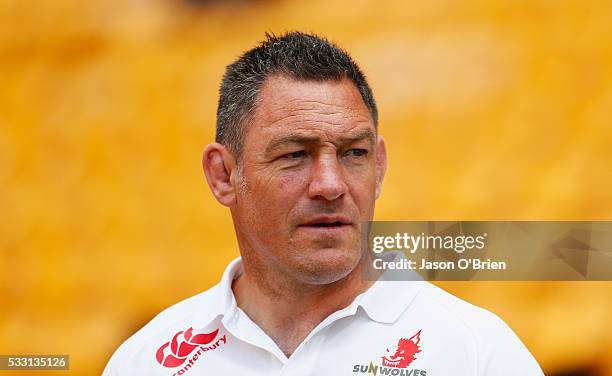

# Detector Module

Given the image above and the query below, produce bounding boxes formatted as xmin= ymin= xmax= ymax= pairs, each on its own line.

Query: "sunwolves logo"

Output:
xmin=353 ymin=330 xmax=426 ymax=375
xmin=382 ymin=330 xmax=421 ymax=368
xmin=352 ymin=364 xmax=427 ymax=376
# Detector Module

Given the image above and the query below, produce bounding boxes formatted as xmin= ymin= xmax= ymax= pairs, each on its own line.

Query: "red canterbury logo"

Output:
xmin=156 ymin=327 xmax=219 ymax=368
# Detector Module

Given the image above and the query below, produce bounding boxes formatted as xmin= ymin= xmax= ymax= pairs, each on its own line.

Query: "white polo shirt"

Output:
xmin=103 ymin=257 xmax=544 ymax=376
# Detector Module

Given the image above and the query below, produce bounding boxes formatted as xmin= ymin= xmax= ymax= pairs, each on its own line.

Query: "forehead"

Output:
xmin=247 ymin=75 xmax=375 ymax=144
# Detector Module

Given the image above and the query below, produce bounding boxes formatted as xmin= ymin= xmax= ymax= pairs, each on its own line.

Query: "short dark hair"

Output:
xmin=215 ymin=31 xmax=378 ymax=158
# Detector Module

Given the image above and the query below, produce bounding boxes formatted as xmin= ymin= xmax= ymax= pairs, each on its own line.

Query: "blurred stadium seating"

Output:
xmin=1 ymin=0 xmax=611 ymax=374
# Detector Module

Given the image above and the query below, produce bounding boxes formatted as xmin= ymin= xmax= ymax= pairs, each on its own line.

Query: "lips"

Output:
xmin=298 ymin=215 xmax=352 ymax=228
xmin=296 ymin=215 xmax=353 ymax=237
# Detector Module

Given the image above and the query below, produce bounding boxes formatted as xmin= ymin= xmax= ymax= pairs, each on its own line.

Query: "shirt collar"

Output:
xmin=191 ymin=257 xmax=242 ymax=330
xmin=216 ymin=256 xmax=243 ymax=314
xmin=358 ymin=251 xmax=425 ymax=323
xmin=198 ymin=255 xmax=424 ymax=328
xmin=358 ymin=276 xmax=424 ymax=324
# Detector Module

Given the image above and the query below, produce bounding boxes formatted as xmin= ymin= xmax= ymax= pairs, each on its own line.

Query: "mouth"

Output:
xmin=297 ymin=215 xmax=353 ymax=234
xmin=381 ymin=357 xmax=403 ymax=368
xmin=303 ymin=221 xmax=348 ymax=227
xmin=298 ymin=215 xmax=352 ymax=227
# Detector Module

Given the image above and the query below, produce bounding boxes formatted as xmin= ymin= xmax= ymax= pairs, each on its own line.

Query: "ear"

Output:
xmin=202 ymin=142 xmax=237 ymax=207
xmin=375 ymin=135 xmax=388 ymax=199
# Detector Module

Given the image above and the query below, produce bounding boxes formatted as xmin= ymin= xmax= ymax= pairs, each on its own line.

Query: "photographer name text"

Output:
xmin=373 ymin=257 xmax=506 ymax=270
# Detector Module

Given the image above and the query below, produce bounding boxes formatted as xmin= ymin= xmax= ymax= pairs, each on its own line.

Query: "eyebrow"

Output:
xmin=265 ymin=128 xmax=376 ymax=155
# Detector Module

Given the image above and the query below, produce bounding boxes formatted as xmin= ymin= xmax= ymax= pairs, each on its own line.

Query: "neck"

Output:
xmin=231 ymin=256 xmax=373 ymax=358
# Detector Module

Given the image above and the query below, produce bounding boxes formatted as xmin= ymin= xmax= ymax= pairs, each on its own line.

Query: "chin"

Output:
xmin=289 ymin=247 xmax=362 ymax=285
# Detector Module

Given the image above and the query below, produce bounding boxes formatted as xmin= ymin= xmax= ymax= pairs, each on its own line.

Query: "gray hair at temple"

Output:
xmin=215 ymin=31 xmax=378 ymax=159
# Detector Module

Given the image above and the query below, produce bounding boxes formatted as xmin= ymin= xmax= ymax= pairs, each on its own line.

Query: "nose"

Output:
xmin=307 ymin=153 xmax=349 ymax=201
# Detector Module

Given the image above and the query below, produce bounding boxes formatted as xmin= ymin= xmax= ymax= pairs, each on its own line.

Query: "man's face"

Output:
xmin=231 ymin=75 xmax=386 ymax=284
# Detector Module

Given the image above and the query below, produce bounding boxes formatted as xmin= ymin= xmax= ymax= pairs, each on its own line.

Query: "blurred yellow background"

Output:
xmin=1 ymin=0 xmax=611 ymax=375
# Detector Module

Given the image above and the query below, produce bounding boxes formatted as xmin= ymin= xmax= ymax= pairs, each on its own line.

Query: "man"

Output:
xmin=103 ymin=32 xmax=544 ymax=375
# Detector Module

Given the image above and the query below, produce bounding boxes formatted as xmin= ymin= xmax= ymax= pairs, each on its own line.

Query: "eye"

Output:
xmin=284 ymin=150 xmax=307 ymax=159
xmin=345 ymin=148 xmax=368 ymax=157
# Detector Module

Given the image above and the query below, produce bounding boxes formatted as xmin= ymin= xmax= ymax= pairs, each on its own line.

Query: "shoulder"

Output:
xmin=408 ymin=282 xmax=544 ymax=375
xmin=102 ymin=283 xmax=223 ymax=375
xmin=417 ymin=282 xmax=509 ymax=333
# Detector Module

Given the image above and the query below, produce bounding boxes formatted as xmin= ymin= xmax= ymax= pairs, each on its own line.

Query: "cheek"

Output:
xmin=353 ymin=189 xmax=376 ymax=219
xmin=259 ymin=167 xmax=308 ymax=196
xmin=347 ymin=170 xmax=378 ymax=210
xmin=276 ymin=171 xmax=308 ymax=194
xmin=246 ymin=170 xmax=307 ymax=217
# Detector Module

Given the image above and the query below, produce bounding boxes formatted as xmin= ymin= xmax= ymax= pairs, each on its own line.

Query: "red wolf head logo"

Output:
xmin=381 ymin=330 xmax=422 ymax=368
xmin=156 ymin=327 xmax=219 ymax=368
